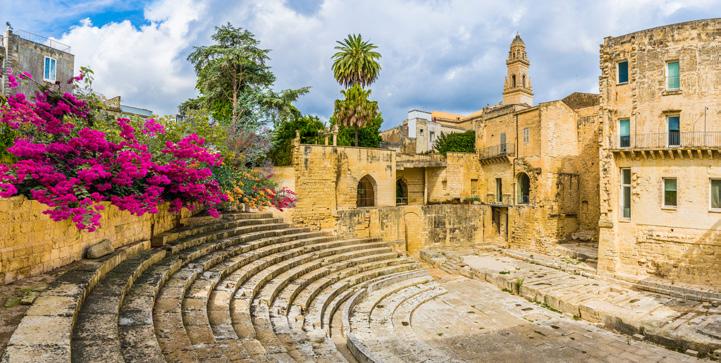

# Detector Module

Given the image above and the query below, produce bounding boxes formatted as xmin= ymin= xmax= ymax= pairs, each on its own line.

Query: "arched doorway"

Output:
xmin=517 ymin=173 xmax=530 ymax=204
xmin=396 ymin=178 xmax=408 ymax=205
xmin=357 ymin=175 xmax=376 ymax=207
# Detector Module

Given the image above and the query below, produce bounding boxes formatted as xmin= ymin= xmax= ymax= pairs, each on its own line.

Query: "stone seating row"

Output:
xmin=2 ymin=212 xmax=437 ymax=363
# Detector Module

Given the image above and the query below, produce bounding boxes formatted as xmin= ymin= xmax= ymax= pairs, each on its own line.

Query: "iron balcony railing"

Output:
xmin=14 ymin=29 xmax=71 ymax=53
xmin=479 ymin=143 xmax=515 ymax=160
xmin=612 ymin=131 xmax=721 ymax=150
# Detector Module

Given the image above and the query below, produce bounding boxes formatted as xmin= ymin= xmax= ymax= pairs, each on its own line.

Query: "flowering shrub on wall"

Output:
xmin=214 ymin=166 xmax=296 ymax=212
xmin=0 ymin=71 xmax=227 ymax=231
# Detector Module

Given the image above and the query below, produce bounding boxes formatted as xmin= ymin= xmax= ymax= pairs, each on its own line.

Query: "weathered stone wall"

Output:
xmin=290 ymin=143 xmax=395 ymax=230
xmin=335 ymin=204 xmax=486 ymax=256
xmin=597 ymin=19 xmax=721 ymax=286
xmin=0 ymin=196 xmax=191 ymax=284
xmin=396 ymin=168 xmax=424 ymax=205
xmin=446 ymin=152 xmax=482 ymax=200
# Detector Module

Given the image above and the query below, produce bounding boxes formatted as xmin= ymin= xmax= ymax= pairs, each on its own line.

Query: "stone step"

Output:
xmin=345 ymin=275 xmax=437 ymax=363
xmin=120 ymin=227 xmax=312 ymax=363
xmin=2 ymin=240 xmax=150 ymax=362
xmin=298 ymin=265 xmax=425 ymax=361
xmin=341 ymin=270 xmax=430 ymax=363
xmin=155 ymin=232 xmax=334 ymax=362
xmin=253 ymin=247 xmax=397 ymax=361
xmin=206 ymin=237 xmax=376 ymax=340
xmin=155 ymin=216 xmax=283 ymax=248
xmin=389 ymin=286 xmax=452 ymax=362
xmin=304 ymin=264 xmax=423 ymax=334
xmin=194 ymin=240 xmax=387 ymax=361
xmin=73 ymin=218 xmax=288 ymax=363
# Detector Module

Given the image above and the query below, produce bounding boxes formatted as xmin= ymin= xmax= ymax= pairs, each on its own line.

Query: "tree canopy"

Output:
xmin=332 ymin=34 xmax=382 ymax=88
xmin=434 ymin=131 xmax=476 ymax=155
xmin=332 ymin=84 xmax=379 ymax=146
xmin=269 ymin=115 xmax=326 ymax=166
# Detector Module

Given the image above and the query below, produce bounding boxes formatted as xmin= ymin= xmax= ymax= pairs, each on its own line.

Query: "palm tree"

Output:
xmin=333 ymin=84 xmax=379 ymax=146
xmin=332 ymin=34 xmax=382 ymax=88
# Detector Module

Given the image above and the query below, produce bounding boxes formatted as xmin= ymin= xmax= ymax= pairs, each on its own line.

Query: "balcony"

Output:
xmin=611 ymin=131 xmax=721 ymax=158
xmin=479 ymin=143 xmax=515 ymax=164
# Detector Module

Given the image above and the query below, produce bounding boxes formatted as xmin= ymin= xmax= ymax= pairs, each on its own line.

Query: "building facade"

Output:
xmin=597 ymin=19 xmax=721 ymax=286
xmin=1 ymin=26 xmax=74 ymax=96
xmin=380 ymin=109 xmax=467 ymax=154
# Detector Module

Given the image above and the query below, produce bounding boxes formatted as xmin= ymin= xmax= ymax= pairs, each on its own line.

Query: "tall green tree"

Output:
xmin=187 ymin=23 xmax=275 ymax=126
xmin=332 ymin=84 xmax=379 ymax=146
xmin=332 ymin=34 xmax=382 ymax=88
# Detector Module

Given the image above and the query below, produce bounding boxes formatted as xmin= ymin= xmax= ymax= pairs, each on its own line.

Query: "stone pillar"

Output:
xmin=332 ymin=125 xmax=338 ymax=146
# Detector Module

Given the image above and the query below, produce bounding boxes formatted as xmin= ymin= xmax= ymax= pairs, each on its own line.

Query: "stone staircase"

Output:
xmin=1 ymin=212 xmax=439 ymax=363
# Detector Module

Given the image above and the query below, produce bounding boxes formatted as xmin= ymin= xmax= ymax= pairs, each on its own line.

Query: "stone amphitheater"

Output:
xmin=1 ymin=212 xmax=706 ymax=362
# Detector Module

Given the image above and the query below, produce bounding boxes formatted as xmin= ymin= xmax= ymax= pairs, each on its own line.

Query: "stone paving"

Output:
xmin=422 ymin=248 xmax=721 ymax=359
xmin=410 ymin=272 xmax=700 ymax=362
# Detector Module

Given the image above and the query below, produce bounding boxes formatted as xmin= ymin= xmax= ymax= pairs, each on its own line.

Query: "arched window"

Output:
xmin=396 ymin=179 xmax=408 ymax=205
xmin=512 ymin=74 xmax=517 ymax=88
xmin=522 ymin=74 xmax=526 ymax=88
xmin=357 ymin=175 xmax=376 ymax=207
xmin=517 ymin=173 xmax=530 ymax=204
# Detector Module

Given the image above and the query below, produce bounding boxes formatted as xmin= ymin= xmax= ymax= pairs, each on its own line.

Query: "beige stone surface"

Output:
xmin=597 ymin=18 xmax=721 ymax=287
xmin=0 ymin=196 xmax=191 ymax=284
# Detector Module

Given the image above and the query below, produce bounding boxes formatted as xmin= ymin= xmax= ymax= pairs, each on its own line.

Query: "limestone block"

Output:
xmin=85 ymin=239 xmax=114 ymax=259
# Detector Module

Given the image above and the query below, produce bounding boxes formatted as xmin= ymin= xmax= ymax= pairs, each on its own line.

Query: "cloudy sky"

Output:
xmin=2 ymin=0 xmax=720 ymax=128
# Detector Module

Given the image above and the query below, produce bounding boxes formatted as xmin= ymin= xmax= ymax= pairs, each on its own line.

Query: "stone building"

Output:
xmin=597 ymin=18 xmax=721 ymax=287
xmin=277 ymin=34 xmax=601 ymax=257
xmin=380 ymin=109 xmax=468 ymax=154
xmin=0 ymin=25 xmax=75 ymax=96
xmin=430 ymin=34 xmax=602 ymax=251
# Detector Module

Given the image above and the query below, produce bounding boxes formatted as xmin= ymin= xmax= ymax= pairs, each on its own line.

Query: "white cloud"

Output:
xmin=46 ymin=0 xmax=721 ymax=127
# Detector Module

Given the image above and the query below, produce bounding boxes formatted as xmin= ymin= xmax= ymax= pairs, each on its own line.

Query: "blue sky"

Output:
xmin=3 ymin=0 xmax=721 ymax=129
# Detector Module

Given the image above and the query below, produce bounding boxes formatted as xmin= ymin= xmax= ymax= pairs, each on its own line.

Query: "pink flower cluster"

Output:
xmin=0 ymin=81 xmax=226 ymax=231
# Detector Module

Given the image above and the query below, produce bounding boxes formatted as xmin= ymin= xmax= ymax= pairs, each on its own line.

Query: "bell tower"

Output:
xmin=502 ymin=33 xmax=533 ymax=106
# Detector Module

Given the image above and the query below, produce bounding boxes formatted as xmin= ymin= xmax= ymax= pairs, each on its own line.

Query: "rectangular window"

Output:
xmin=667 ymin=61 xmax=680 ymax=90
xmin=43 ymin=56 xmax=57 ymax=82
xmin=617 ymin=61 xmax=629 ymax=84
xmin=621 ymin=168 xmax=631 ymax=219
xmin=667 ymin=115 xmax=680 ymax=146
xmin=500 ymin=132 xmax=507 ymax=154
xmin=470 ymin=179 xmax=478 ymax=196
xmin=619 ymin=119 xmax=630 ymax=148
xmin=711 ymin=179 xmax=721 ymax=210
xmin=523 ymin=128 xmax=530 ymax=144
xmin=663 ymin=178 xmax=677 ymax=207
xmin=496 ymin=178 xmax=502 ymax=203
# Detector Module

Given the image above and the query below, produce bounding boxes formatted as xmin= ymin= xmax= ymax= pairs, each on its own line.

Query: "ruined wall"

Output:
xmin=396 ymin=168 xmax=424 ymax=205
xmin=597 ymin=19 xmax=721 ymax=286
xmin=0 ymin=196 xmax=190 ymax=284
xmin=335 ymin=204 xmax=486 ymax=256
xmin=446 ymin=152 xmax=482 ymax=200
xmin=290 ymin=143 xmax=395 ymax=230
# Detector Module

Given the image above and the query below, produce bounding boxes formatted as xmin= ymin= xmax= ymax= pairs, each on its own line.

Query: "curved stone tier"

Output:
xmin=1 ymin=212 xmax=700 ymax=363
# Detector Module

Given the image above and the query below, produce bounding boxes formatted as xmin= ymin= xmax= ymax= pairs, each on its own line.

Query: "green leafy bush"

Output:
xmin=434 ymin=131 xmax=476 ymax=155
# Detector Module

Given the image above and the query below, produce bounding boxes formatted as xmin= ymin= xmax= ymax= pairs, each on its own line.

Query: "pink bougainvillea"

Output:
xmin=0 ymin=72 xmax=227 ymax=231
